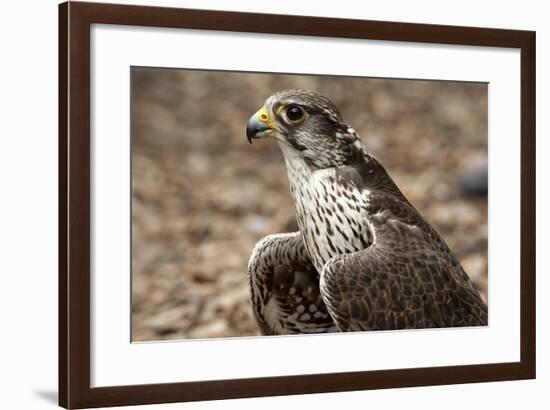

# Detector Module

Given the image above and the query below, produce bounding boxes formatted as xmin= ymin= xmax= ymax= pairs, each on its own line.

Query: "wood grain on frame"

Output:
xmin=59 ymin=2 xmax=536 ymax=408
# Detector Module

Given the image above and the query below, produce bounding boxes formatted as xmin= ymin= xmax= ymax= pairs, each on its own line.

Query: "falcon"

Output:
xmin=246 ymin=89 xmax=488 ymax=335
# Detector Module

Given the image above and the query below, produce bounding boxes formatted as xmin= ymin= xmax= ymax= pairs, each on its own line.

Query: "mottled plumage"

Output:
xmin=246 ymin=89 xmax=488 ymax=335
xmin=248 ymin=233 xmax=337 ymax=334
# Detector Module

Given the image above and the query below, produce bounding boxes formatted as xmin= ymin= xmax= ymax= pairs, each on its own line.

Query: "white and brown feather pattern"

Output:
xmin=248 ymin=232 xmax=337 ymax=335
xmin=279 ymin=143 xmax=374 ymax=274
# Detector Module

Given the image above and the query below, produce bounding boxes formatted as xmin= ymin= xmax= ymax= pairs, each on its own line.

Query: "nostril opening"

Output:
xmin=260 ymin=114 xmax=269 ymax=121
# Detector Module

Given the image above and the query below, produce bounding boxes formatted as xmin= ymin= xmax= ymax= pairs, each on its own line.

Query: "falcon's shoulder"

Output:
xmin=318 ymin=172 xmax=488 ymax=331
xmin=331 ymin=137 xmax=404 ymax=199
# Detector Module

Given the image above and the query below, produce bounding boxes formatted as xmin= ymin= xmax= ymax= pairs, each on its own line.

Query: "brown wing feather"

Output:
xmin=320 ymin=192 xmax=488 ymax=331
xmin=248 ymin=232 xmax=337 ymax=335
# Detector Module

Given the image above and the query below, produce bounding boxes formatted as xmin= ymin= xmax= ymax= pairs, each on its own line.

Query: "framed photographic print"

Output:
xmin=59 ymin=1 xmax=536 ymax=408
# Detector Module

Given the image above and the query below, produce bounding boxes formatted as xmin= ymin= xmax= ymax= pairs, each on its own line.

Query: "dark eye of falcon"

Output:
xmin=285 ymin=105 xmax=305 ymax=123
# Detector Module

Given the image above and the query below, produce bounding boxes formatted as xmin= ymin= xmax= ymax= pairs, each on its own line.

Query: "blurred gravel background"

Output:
xmin=131 ymin=67 xmax=488 ymax=341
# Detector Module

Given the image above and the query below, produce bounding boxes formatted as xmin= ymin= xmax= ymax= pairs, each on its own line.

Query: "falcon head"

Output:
xmin=246 ymin=89 xmax=362 ymax=169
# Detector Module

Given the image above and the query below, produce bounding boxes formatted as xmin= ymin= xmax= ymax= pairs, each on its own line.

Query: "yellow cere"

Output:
xmin=256 ymin=106 xmax=277 ymax=130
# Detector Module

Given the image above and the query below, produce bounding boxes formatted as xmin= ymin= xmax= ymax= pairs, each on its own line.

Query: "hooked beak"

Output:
xmin=246 ymin=106 xmax=276 ymax=144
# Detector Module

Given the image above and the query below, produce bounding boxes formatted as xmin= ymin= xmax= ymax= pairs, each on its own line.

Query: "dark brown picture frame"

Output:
xmin=59 ymin=1 xmax=536 ymax=408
